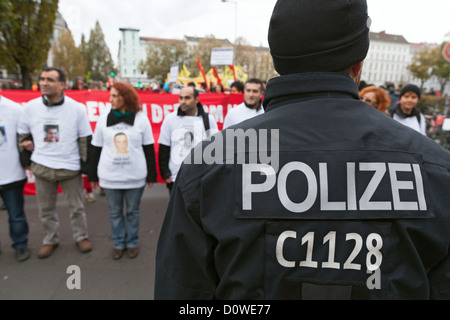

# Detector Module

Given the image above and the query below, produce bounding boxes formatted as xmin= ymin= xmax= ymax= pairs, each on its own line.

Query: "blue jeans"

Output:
xmin=0 ymin=186 xmax=29 ymax=250
xmin=103 ymin=187 xmax=145 ymax=250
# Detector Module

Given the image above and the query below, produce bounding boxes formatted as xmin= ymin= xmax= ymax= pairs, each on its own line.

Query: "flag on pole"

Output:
xmin=229 ymin=64 xmax=237 ymax=81
xmin=197 ymin=56 xmax=209 ymax=91
xmin=180 ymin=64 xmax=191 ymax=78
xmin=212 ymin=66 xmax=222 ymax=87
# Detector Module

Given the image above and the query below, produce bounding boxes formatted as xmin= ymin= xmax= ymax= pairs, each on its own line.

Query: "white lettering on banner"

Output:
xmin=206 ymin=104 xmax=224 ymax=123
xmin=84 ymin=101 xmax=228 ymax=125
xmin=164 ymin=104 xmax=175 ymax=118
xmin=86 ymin=101 xmax=112 ymax=122
xmin=150 ymin=104 xmax=226 ymax=125
xmin=242 ymin=162 xmax=427 ymax=212
xmin=98 ymin=102 xmax=111 ymax=115
xmin=85 ymin=101 xmax=228 ymax=126
xmin=86 ymin=101 xmax=99 ymax=122
xmin=227 ymin=104 xmax=235 ymax=113
xmin=151 ymin=104 xmax=164 ymax=124
xmin=142 ymin=103 xmax=148 ymax=114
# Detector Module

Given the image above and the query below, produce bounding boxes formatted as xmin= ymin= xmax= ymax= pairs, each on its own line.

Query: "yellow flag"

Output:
xmin=179 ymin=64 xmax=191 ymax=78
xmin=234 ymin=65 xmax=248 ymax=83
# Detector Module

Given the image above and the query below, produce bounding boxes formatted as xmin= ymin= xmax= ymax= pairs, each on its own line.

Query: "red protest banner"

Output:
xmin=2 ymin=90 xmax=244 ymax=193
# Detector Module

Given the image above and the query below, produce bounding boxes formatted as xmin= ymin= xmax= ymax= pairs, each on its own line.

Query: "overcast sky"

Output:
xmin=58 ymin=0 xmax=450 ymax=64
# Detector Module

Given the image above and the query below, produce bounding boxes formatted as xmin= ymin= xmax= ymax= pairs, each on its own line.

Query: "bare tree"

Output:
xmin=139 ymin=40 xmax=188 ymax=82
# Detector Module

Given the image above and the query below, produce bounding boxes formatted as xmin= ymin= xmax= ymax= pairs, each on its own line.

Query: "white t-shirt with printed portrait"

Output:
xmin=91 ymin=111 xmax=155 ymax=189
xmin=17 ymin=96 xmax=93 ymax=171
xmin=158 ymin=112 xmax=218 ymax=182
xmin=0 ymin=96 xmax=27 ymax=185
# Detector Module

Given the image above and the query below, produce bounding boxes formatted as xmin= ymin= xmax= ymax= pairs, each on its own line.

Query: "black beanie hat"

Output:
xmin=400 ymin=84 xmax=421 ymax=99
xmin=268 ymin=0 xmax=371 ymax=75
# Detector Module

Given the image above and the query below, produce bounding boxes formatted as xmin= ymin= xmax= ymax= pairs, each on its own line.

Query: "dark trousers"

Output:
xmin=0 ymin=186 xmax=29 ymax=250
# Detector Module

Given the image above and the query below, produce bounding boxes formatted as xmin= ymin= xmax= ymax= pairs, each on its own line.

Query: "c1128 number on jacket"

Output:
xmin=276 ymin=230 xmax=382 ymax=272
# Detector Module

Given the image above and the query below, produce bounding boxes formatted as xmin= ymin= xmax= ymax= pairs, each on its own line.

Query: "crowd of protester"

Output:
xmin=1 ymin=68 xmax=450 ymax=261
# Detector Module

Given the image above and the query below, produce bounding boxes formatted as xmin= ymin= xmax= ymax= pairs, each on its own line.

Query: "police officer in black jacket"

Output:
xmin=155 ymin=0 xmax=450 ymax=300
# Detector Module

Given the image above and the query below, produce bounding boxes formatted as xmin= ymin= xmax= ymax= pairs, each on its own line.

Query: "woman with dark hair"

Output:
xmin=72 ymin=77 xmax=85 ymax=90
xmin=388 ymin=84 xmax=426 ymax=135
xmin=88 ymin=82 xmax=157 ymax=260
xmin=214 ymin=83 xmax=225 ymax=93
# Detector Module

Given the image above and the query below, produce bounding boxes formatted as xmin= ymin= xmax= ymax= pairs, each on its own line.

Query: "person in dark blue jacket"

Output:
xmin=155 ymin=0 xmax=450 ymax=300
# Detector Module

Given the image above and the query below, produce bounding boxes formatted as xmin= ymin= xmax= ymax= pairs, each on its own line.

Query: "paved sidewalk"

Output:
xmin=0 ymin=184 xmax=169 ymax=300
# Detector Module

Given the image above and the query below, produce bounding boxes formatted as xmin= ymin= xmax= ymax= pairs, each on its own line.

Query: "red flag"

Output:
xmin=229 ymin=64 xmax=237 ymax=81
xmin=197 ymin=56 xmax=209 ymax=91
xmin=212 ymin=66 xmax=222 ymax=87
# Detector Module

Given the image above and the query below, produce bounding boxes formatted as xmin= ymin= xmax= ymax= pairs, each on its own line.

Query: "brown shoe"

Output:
xmin=112 ymin=248 xmax=124 ymax=260
xmin=37 ymin=244 xmax=58 ymax=259
xmin=127 ymin=247 xmax=139 ymax=259
xmin=77 ymin=239 xmax=93 ymax=253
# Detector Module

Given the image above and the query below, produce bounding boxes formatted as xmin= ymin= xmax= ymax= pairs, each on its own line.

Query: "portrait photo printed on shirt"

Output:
xmin=171 ymin=124 xmax=200 ymax=165
xmin=43 ymin=124 xmax=59 ymax=143
xmin=112 ymin=128 xmax=132 ymax=168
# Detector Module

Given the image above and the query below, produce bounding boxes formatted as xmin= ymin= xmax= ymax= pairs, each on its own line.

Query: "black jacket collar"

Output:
xmin=393 ymin=104 xmax=421 ymax=119
xmin=42 ymin=93 xmax=65 ymax=107
xmin=107 ymin=110 xmax=136 ymax=127
xmin=177 ymin=102 xmax=205 ymax=116
xmin=244 ymin=100 xmax=263 ymax=111
xmin=263 ymin=72 xmax=360 ymax=112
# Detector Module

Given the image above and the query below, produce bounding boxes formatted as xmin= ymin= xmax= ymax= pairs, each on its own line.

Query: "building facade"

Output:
xmin=360 ymin=31 xmax=450 ymax=94
xmin=117 ymin=29 xmax=449 ymax=94
xmin=46 ymin=12 xmax=70 ymax=68
xmin=361 ymin=31 xmax=413 ymax=87
xmin=117 ymin=28 xmax=149 ymax=87
xmin=117 ymin=28 xmax=265 ymax=87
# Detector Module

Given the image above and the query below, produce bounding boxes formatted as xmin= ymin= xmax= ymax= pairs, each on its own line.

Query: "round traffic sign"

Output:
xmin=443 ymin=42 xmax=450 ymax=62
